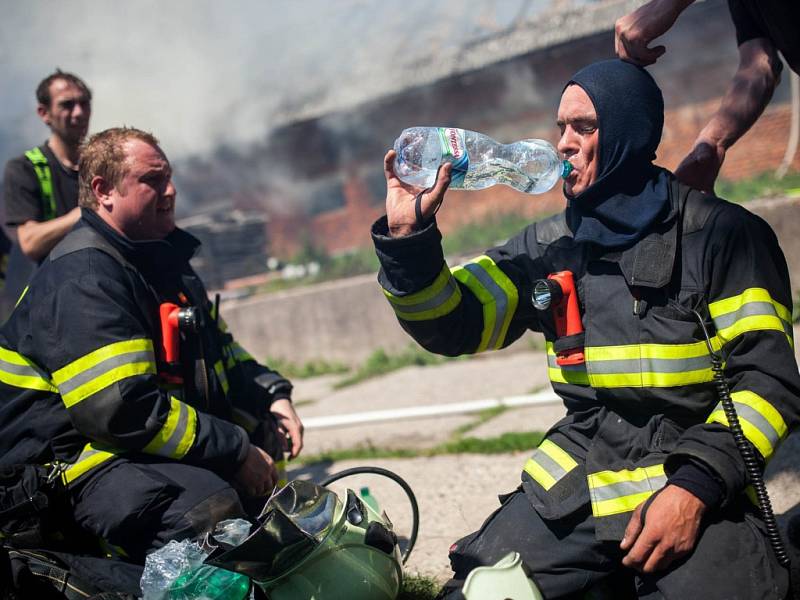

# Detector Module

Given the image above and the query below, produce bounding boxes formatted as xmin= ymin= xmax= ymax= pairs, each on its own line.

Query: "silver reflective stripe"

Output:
xmin=588 ymin=355 xmax=711 ymax=375
xmin=57 ymin=350 xmax=154 ymax=397
xmin=589 ymin=474 xmax=668 ymax=503
xmin=546 ymin=352 xmax=589 ymax=371
xmin=157 ymin=402 xmax=190 ymax=459
xmin=463 ymin=263 xmax=507 ymax=349
xmin=389 ymin=276 xmax=459 ymax=315
xmin=730 ymin=401 xmax=781 ymax=450
xmin=0 ymin=358 xmax=48 ymax=379
xmin=712 ymin=301 xmax=782 ymax=331
xmin=530 ymin=448 xmax=570 ymax=483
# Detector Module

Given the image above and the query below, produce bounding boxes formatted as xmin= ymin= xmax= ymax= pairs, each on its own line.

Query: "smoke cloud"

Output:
xmin=0 ymin=0 xmax=557 ymax=213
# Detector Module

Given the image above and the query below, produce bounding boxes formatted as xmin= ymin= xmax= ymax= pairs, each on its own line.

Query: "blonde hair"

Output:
xmin=78 ymin=127 xmax=160 ymax=209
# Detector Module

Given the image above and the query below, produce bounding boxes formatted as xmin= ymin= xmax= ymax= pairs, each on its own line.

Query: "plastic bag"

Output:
xmin=140 ymin=520 xmax=252 ymax=600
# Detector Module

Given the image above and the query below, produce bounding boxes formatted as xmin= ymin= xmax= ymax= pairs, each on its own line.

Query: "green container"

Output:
xmin=168 ymin=565 xmax=250 ymax=600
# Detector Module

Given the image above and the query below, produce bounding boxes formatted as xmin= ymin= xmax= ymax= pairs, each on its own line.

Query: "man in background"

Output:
xmin=0 ymin=70 xmax=91 ymax=318
xmin=2 ymin=69 xmax=90 ymax=262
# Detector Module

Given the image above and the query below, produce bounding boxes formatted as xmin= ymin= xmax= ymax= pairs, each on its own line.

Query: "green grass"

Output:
xmin=398 ymin=573 xmax=441 ymax=600
xmin=454 ymin=406 xmax=508 ymax=436
xmin=256 ymin=210 xmax=542 ymax=295
xmin=716 ymin=169 xmax=800 ymax=204
xmin=334 ymin=345 xmax=459 ymax=389
xmin=266 ymin=356 xmax=349 ymax=379
xmin=441 ymin=211 xmax=543 ymax=257
xmin=296 ymin=430 xmax=544 ymax=465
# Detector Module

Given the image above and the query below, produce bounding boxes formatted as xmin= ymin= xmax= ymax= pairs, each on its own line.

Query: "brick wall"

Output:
xmin=265 ymin=0 xmax=799 ymax=258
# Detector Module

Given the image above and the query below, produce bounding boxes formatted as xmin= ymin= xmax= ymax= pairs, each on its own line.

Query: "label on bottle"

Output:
xmin=437 ymin=128 xmax=469 ymax=186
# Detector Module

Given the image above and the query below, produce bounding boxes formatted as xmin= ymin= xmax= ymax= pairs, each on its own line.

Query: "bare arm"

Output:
xmin=17 ymin=207 xmax=81 ymax=262
xmin=615 ymin=0 xmax=695 ymax=66
xmin=675 ymin=38 xmax=782 ymax=193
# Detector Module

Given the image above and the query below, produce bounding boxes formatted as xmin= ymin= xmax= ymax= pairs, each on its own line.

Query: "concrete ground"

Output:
xmin=286 ymin=331 xmax=800 ymax=581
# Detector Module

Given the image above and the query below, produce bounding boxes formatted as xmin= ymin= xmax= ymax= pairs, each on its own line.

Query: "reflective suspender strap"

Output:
xmin=23 ymin=147 xmax=56 ymax=221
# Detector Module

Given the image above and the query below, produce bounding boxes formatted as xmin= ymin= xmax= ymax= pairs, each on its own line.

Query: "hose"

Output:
xmin=320 ymin=466 xmax=420 ymax=564
xmin=690 ymin=309 xmax=790 ymax=567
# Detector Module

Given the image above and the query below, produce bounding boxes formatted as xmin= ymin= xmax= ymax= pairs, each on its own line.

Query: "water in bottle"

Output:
xmin=392 ymin=127 xmax=572 ymax=194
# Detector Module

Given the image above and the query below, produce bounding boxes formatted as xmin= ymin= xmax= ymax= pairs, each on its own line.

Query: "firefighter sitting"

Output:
xmin=0 ymin=127 xmax=304 ymax=566
xmin=372 ymin=59 xmax=798 ymax=599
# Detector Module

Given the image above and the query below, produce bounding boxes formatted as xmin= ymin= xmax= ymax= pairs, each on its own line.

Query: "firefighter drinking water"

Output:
xmin=373 ymin=59 xmax=799 ymax=599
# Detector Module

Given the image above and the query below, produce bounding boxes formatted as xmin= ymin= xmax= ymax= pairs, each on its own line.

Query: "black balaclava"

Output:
xmin=564 ymin=59 xmax=672 ymax=248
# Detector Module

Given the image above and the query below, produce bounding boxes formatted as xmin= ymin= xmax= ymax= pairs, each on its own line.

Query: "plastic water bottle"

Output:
xmin=393 ymin=127 xmax=572 ymax=194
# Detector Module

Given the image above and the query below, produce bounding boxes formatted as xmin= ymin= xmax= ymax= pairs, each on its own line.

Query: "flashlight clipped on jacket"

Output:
xmin=531 ymin=271 xmax=585 ymax=366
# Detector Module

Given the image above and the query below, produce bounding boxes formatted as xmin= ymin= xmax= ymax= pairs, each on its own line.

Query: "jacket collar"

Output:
xmin=80 ymin=208 xmax=201 ymax=272
xmin=615 ymin=176 xmax=679 ymax=289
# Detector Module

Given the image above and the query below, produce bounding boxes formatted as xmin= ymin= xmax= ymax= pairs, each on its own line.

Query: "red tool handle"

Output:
xmin=159 ymin=302 xmax=181 ymax=364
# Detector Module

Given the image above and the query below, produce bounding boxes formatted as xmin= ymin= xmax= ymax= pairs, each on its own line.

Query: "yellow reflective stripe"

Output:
xmin=709 ymin=287 xmax=792 ymax=323
xmin=384 ymin=265 xmax=452 ymax=306
xmin=60 ymin=362 xmax=156 ymax=408
xmin=730 ymin=391 xmax=788 ymax=440
xmin=53 ymin=339 xmax=156 ymax=407
xmin=214 ymin=360 xmax=229 ymax=395
xmin=588 ymin=464 xmax=667 ymax=517
xmin=142 ymin=396 xmax=197 ymax=459
xmin=0 ymin=346 xmax=57 ymax=392
xmin=524 ymin=438 xmax=579 ymax=491
xmin=452 ymin=255 xmax=518 ymax=351
xmin=53 ymin=339 xmax=154 ymax=383
xmin=546 ymin=342 xmax=589 ymax=385
xmin=15 ymin=285 xmax=29 ymax=308
xmin=62 ymin=443 xmax=117 ymax=484
xmin=588 ymin=464 xmax=665 ymax=488
xmin=538 ymin=439 xmax=578 ymax=472
xmin=585 ymin=340 xmax=721 ymax=361
xmin=479 ymin=257 xmax=518 ymax=350
xmin=709 ymin=287 xmax=793 ymax=347
xmin=707 ymin=391 xmax=787 ymax=460
xmin=384 ymin=265 xmax=462 ymax=322
xmin=588 ymin=369 xmax=714 ymax=388
xmin=546 ymin=340 xmax=725 ymax=388
xmin=524 ymin=457 xmax=557 ymax=490
xmin=592 ymin=491 xmax=654 ymax=517
xmin=230 ymin=342 xmax=254 ymax=364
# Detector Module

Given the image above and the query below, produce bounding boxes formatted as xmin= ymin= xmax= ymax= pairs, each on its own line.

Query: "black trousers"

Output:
xmin=441 ymin=489 xmax=789 ymax=600
xmin=68 ymin=458 xmax=246 ymax=564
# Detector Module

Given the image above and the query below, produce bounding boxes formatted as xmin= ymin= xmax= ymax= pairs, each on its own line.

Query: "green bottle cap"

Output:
xmin=560 ymin=160 xmax=573 ymax=179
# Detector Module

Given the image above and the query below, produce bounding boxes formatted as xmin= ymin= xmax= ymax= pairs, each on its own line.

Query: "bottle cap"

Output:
xmin=560 ymin=160 xmax=574 ymax=179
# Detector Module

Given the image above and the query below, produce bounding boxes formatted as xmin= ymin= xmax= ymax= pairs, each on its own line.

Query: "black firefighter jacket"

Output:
xmin=372 ymin=176 xmax=800 ymax=540
xmin=0 ymin=208 xmax=291 ymax=486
